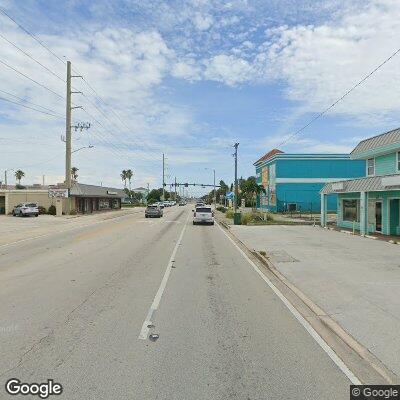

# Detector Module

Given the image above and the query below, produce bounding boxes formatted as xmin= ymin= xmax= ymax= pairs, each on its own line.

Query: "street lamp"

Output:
xmin=71 ymin=145 xmax=94 ymax=154
xmin=205 ymin=167 xmax=216 ymax=208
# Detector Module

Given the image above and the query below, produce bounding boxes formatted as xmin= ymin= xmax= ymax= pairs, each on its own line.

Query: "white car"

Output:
xmin=193 ymin=206 xmax=214 ymax=225
xmin=12 ymin=202 xmax=39 ymax=217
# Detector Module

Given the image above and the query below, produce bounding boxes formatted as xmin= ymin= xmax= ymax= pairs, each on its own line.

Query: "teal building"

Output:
xmin=321 ymin=128 xmax=400 ymax=236
xmin=254 ymin=149 xmax=365 ymax=213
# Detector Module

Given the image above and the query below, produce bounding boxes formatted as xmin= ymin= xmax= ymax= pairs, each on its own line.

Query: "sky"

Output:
xmin=1 ymin=0 xmax=400 ymax=196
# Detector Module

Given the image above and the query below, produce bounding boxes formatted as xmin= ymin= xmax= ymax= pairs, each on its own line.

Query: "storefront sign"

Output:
xmin=107 ymin=190 xmax=118 ymax=195
xmin=48 ymin=188 xmax=69 ymax=198
xmin=382 ymin=176 xmax=400 ymax=187
xmin=332 ymin=182 xmax=344 ymax=192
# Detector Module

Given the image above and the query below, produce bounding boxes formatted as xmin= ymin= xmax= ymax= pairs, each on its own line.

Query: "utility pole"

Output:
xmin=233 ymin=143 xmax=239 ymax=213
xmin=65 ymin=61 xmax=72 ymax=191
xmin=162 ymin=153 xmax=165 ymax=201
xmin=174 ymin=177 xmax=177 ymax=200
xmin=213 ymin=169 xmax=216 ymax=207
xmin=64 ymin=61 xmax=87 ymax=213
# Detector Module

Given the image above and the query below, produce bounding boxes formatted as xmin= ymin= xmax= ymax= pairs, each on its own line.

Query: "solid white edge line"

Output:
xmin=138 ymin=212 xmax=190 ymax=340
xmin=216 ymin=223 xmax=362 ymax=385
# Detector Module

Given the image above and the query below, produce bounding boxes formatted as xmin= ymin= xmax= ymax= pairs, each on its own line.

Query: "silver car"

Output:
xmin=193 ymin=206 xmax=214 ymax=225
xmin=12 ymin=202 xmax=39 ymax=217
xmin=145 ymin=205 xmax=163 ymax=218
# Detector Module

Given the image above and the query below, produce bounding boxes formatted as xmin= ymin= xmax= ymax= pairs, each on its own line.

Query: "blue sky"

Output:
xmin=1 ymin=0 xmax=400 ymax=195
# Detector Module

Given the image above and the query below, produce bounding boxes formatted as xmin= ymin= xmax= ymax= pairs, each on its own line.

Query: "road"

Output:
xmin=0 ymin=206 xmax=353 ymax=399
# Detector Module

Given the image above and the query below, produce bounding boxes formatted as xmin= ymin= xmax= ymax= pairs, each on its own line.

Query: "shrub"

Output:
xmin=48 ymin=205 xmax=56 ymax=215
xmin=69 ymin=209 xmax=77 ymax=215
xmin=38 ymin=206 xmax=47 ymax=214
xmin=216 ymin=206 xmax=227 ymax=213
xmin=225 ymin=209 xmax=234 ymax=219
xmin=266 ymin=213 xmax=274 ymax=222
xmin=241 ymin=213 xmax=252 ymax=225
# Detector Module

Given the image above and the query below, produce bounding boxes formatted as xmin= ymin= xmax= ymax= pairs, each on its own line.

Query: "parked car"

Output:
xmin=193 ymin=206 xmax=214 ymax=225
xmin=145 ymin=205 xmax=163 ymax=218
xmin=12 ymin=203 xmax=39 ymax=217
xmin=179 ymin=201 xmax=186 ymax=206
xmin=154 ymin=202 xmax=164 ymax=209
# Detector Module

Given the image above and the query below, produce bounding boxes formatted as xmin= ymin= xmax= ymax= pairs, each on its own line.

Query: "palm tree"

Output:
xmin=71 ymin=167 xmax=79 ymax=181
xmin=126 ymin=169 xmax=133 ymax=191
xmin=15 ymin=170 xmax=25 ymax=185
xmin=121 ymin=170 xmax=128 ymax=188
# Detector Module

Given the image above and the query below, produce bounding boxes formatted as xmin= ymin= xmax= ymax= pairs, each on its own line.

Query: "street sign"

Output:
xmin=48 ymin=188 xmax=69 ymax=198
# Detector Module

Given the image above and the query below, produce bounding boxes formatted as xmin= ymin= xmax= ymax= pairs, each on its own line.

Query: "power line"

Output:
xmin=0 ymin=57 xmax=64 ymax=100
xmin=0 ymin=6 xmax=66 ymax=66
xmin=278 ymin=46 xmax=400 ymax=147
xmin=0 ymin=88 xmax=64 ymax=117
xmin=0 ymin=7 xmax=158 ymax=157
xmin=0 ymin=96 xmax=63 ymax=118
xmin=0 ymin=31 xmax=65 ymax=82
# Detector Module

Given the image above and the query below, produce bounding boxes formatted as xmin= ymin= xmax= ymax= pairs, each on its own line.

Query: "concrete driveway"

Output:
xmin=0 ymin=209 xmax=144 ymax=247
xmin=230 ymin=224 xmax=400 ymax=378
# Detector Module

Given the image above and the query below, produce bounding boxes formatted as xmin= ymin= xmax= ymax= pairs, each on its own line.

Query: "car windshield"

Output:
xmin=196 ymin=207 xmax=211 ymax=213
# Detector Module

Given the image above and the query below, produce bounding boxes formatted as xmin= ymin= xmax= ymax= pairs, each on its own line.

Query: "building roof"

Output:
xmin=351 ymin=127 xmax=400 ymax=158
xmin=321 ymin=173 xmax=400 ymax=194
xmin=132 ymin=187 xmax=148 ymax=192
xmin=254 ymin=149 xmax=284 ymax=166
xmin=69 ymin=183 xmax=125 ymax=198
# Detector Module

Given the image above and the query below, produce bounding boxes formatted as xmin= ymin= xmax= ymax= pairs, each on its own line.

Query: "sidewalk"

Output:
xmin=229 ymin=224 xmax=400 ymax=378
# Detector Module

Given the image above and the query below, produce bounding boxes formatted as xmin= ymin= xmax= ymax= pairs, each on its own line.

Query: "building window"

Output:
xmin=397 ymin=151 xmax=400 ymax=171
xmin=367 ymin=158 xmax=375 ymax=176
xmin=367 ymin=158 xmax=375 ymax=175
xmin=342 ymin=199 xmax=360 ymax=222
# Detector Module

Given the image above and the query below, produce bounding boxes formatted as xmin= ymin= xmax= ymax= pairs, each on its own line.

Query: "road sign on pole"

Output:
xmin=48 ymin=188 xmax=69 ymax=198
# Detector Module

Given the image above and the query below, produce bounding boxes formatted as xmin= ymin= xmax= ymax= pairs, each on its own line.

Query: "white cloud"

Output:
xmin=255 ymin=134 xmax=355 ymax=154
xmin=193 ymin=12 xmax=214 ymax=30
xmin=171 ymin=60 xmax=201 ymax=81
xmin=203 ymin=54 xmax=254 ymax=86
xmin=264 ymin=0 xmax=400 ymax=123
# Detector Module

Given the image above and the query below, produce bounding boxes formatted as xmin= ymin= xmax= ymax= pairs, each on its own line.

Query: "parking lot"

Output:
xmin=0 ymin=208 xmax=144 ymax=247
xmin=230 ymin=224 xmax=400 ymax=377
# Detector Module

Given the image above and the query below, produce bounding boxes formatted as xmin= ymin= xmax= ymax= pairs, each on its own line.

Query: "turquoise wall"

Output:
xmin=337 ymin=191 xmax=400 ymax=235
xmin=276 ymin=159 xmax=365 ymax=178
xmin=375 ymin=153 xmax=398 ymax=175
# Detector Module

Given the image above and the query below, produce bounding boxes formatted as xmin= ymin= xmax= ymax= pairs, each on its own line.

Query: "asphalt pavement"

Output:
xmin=0 ymin=206 xmax=354 ymax=399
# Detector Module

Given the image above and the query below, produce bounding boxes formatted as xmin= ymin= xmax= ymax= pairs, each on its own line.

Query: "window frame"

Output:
xmin=397 ymin=151 xmax=400 ymax=172
xmin=366 ymin=158 xmax=375 ymax=176
xmin=342 ymin=199 xmax=360 ymax=223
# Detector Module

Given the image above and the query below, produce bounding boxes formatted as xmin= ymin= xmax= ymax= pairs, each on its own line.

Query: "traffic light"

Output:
xmin=184 ymin=183 xmax=188 ymax=187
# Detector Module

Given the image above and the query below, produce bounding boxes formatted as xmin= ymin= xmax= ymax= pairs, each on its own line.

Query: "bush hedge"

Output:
xmin=48 ymin=205 xmax=56 ymax=215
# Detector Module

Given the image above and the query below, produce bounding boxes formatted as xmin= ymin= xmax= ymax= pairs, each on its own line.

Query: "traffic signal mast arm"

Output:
xmin=164 ymin=182 xmax=221 ymax=188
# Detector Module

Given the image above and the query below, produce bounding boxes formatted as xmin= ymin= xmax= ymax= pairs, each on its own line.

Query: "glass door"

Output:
xmin=375 ymin=201 xmax=382 ymax=232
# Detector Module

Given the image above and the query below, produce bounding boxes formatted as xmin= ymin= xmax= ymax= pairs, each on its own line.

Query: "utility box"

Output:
xmin=234 ymin=212 xmax=241 ymax=225
xmin=55 ymin=199 xmax=63 ymax=217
